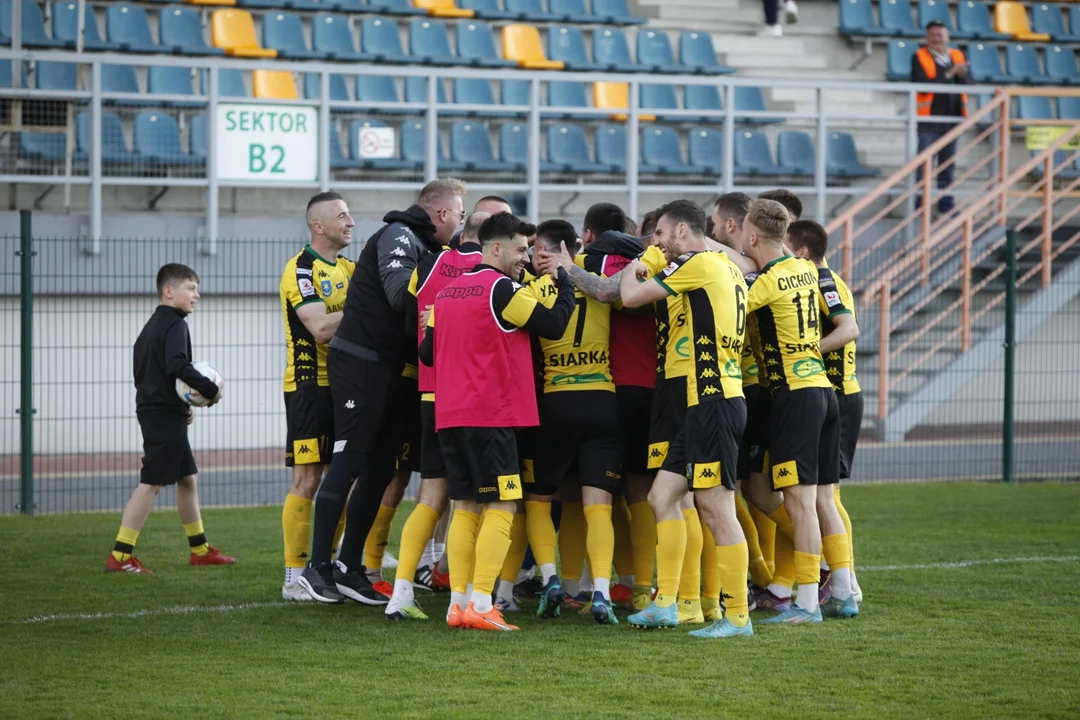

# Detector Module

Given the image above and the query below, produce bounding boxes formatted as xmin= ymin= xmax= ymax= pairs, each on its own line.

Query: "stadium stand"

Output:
xmin=105 ymin=4 xmax=160 ymax=54
xmin=456 ymin=21 xmax=517 ymax=67
xmin=262 ymin=12 xmax=325 ymax=60
xmin=159 ymin=6 xmax=225 ymax=56
xmin=53 ymin=0 xmax=120 ymax=51
xmin=956 ymin=1 xmax=1010 ymax=41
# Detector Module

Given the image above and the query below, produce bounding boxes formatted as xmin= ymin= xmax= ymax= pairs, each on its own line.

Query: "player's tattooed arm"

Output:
xmin=567 ymin=264 xmax=625 ymax=304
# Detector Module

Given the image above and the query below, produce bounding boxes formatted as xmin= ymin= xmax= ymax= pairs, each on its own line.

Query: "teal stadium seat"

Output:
xmin=1032 ymin=3 xmax=1080 ymax=43
xmin=880 ymin=0 xmax=923 ymax=37
xmin=684 ymin=84 xmax=723 ymax=121
xmin=450 ymin=121 xmax=518 ymax=171
xmin=635 ymin=29 xmax=684 ymax=74
xmin=190 ymin=114 xmax=207 ymax=161
xmin=595 ymin=124 xmax=629 ymax=171
xmin=405 ymin=76 xmax=448 ymax=104
xmin=679 ymin=31 xmax=736 ymax=75
xmin=159 ymin=6 xmax=225 ymax=55
xmin=52 ymin=0 xmax=120 ymax=50
xmin=967 ymin=43 xmax=1014 ymax=84
xmin=592 ymin=0 xmax=647 ymax=25
xmin=368 ymin=0 xmax=427 ymax=13
xmin=550 ymin=0 xmax=593 ymax=24
xmin=777 ymin=130 xmax=815 ymax=176
xmin=263 ymin=12 xmax=326 ymax=59
xmin=957 ymin=1 xmax=1010 ymax=41
xmin=456 ymin=21 xmax=517 ymax=67
xmin=547 ymin=124 xmax=607 ymax=172
xmin=1006 ymin=44 xmax=1054 ymax=85
xmin=77 ymin=111 xmax=142 ymax=164
xmin=102 ymin=64 xmax=146 ymax=105
xmin=549 ymin=25 xmax=607 ymax=71
xmin=105 ymin=4 xmax=160 ymax=53
xmin=734 ymin=86 xmax=780 ymax=124
xmin=1016 ymin=95 xmax=1054 ymax=120
xmin=1 ymin=0 xmax=67 ymax=47
xmin=451 ymin=78 xmax=516 ymax=118
xmin=148 ymin=66 xmax=202 ymax=107
xmin=641 ymin=126 xmax=694 ymax=174
xmin=401 ymin=120 xmax=465 ymax=170
xmin=410 ymin=19 xmax=458 ymax=66
xmin=459 ymin=0 xmax=519 ymax=21
xmin=312 ymin=13 xmax=374 ymax=61
xmin=734 ymin=130 xmax=783 ymax=176
xmin=688 ymin=126 xmax=723 ymax=175
xmin=502 ymin=79 xmax=529 ymax=108
xmin=35 ymin=61 xmax=77 ymax=91
xmin=593 ymin=27 xmax=647 ymax=73
xmin=827 ymin=132 xmax=880 ymax=177
xmin=135 ymin=112 xmax=201 ymax=165
xmin=303 ymin=72 xmax=351 ymax=107
xmin=237 ymin=0 xmax=288 ymax=9
xmin=839 ymin=0 xmax=891 ymax=36
xmin=918 ymin=0 xmax=974 ymax=40
xmin=547 ymin=81 xmax=591 ymax=118
xmin=357 ymin=75 xmax=406 ymax=112
xmin=497 ymin=122 xmax=530 ymax=171
xmin=640 ymin=83 xmax=680 ymax=121
xmin=361 ymin=17 xmax=415 ymax=62
xmin=505 ymin=0 xmax=562 ymax=23
xmin=20 ymin=130 xmax=67 ymax=162
xmin=1058 ymin=96 xmax=1080 ymax=119
xmin=1045 ymin=45 xmax=1080 ymax=85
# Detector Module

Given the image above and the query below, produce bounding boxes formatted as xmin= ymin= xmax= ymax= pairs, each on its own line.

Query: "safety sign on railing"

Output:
xmin=215 ymin=104 xmax=318 ymax=183
xmin=1025 ymin=126 xmax=1080 ymax=152
xmin=357 ymin=127 xmax=396 ymax=159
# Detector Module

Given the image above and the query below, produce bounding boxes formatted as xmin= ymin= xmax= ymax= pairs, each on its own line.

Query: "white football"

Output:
xmin=176 ymin=361 xmax=224 ymax=407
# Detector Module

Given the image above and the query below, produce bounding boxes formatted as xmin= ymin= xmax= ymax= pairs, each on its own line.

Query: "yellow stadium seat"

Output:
xmin=502 ymin=25 xmax=565 ymax=69
xmin=253 ymin=70 xmax=298 ymax=99
xmin=414 ymin=0 xmax=474 ymax=18
xmin=994 ymin=2 xmax=1051 ymax=41
xmin=593 ymin=82 xmax=655 ymax=122
xmin=211 ymin=9 xmax=278 ymax=58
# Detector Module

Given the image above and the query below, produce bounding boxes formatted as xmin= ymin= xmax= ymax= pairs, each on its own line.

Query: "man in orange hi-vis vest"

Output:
xmin=911 ymin=20 xmax=972 ymax=215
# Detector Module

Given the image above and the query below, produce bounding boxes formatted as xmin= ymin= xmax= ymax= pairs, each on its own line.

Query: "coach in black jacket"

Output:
xmin=300 ymin=179 xmax=467 ymax=604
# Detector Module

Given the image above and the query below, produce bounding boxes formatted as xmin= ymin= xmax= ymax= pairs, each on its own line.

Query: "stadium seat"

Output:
xmin=102 ymin=64 xmax=144 ymax=104
xmin=236 ymin=0 xmax=287 ymax=8
xmin=549 ymin=0 xmax=592 ymax=24
xmin=105 ymin=4 xmax=161 ymax=53
xmin=263 ymin=12 xmax=327 ymax=59
xmin=0 ymin=0 xmax=68 ymax=47
xmin=450 ymin=121 xmax=517 ymax=170
xmin=148 ymin=66 xmax=201 ymax=107
xmin=347 ymin=119 xmax=414 ymax=169
xmin=640 ymin=126 xmax=693 ymax=174
xmin=457 ymin=21 xmax=517 ymax=67
xmin=1058 ymin=96 xmax=1080 ymax=119
xmin=880 ymin=0 xmax=923 ymax=37
xmin=918 ymin=0 xmax=974 ymax=39
xmin=20 ymin=131 xmax=67 ymax=162
xmin=684 ymin=84 xmax=723 ymax=121
xmin=503 ymin=24 xmax=564 ymax=69
xmin=189 ymin=114 xmax=207 ymax=161
xmin=547 ymin=80 xmax=591 ymax=117
xmin=409 ymin=19 xmax=458 ymax=65
xmin=452 ymin=78 xmax=516 ymax=117
xmin=329 ymin=125 xmax=362 ymax=170
xmin=687 ymin=127 xmax=723 ymax=175
xmin=402 ymin=120 xmax=463 ymax=170
xmin=405 ymin=75 xmax=448 ymax=105
xmin=734 ymin=130 xmax=783 ymax=175
xmin=1046 ymin=45 xmax=1080 ymax=85
xmin=776 ymin=130 xmax=815 ymax=176
xmin=135 ymin=112 xmax=201 ymax=166
xmin=839 ymin=0 xmax=891 ymax=36
xmin=52 ymin=1 xmax=120 ymax=50
xmin=594 ymin=124 xmax=629 ymax=171
xmin=414 ymin=0 xmax=474 ymax=19
xmin=734 ymin=85 xmax=780 ymax=124
xmin=995 ymin=2 xmax=1051 ymax=42
xmin=287 ymin=0 xmax=327 ymax=9
xmin=207 ymin=68 xmax=248 ymax=97
xmin=35 ymin=61 xmax=78 ymax=91
xmin=159 ymin=6 xmax=225 ymax=56
xmin=312 ymin=13 xmax=373 ymax=61
xmin=593 ymin=27 xmax=645 ymax=73
xmin=966 ymin=43 xmax=1013 ymax=84
xmin=77 ymin=111 xmax=142 ymax=164
xmin=1030 ymin=150 xmax=1080 ymax=179
xmin=1 ymin=59 xmax=26 ymax=88
xmin=505 ymin=0 xmax=562 ymax=22
xmin=592 ymin=0 xmax=646 ymax=25
xmin=547 ymin=123 xmax=608 ymax=172
xmin=594 ymin=82 xmax=656 ymax=121
xmin=1016 ymin=95 xmax=1054 ymax=119
xmin=827 ymin=131 xmax=880 ymax=177
xmin=679 ymin=31 xmax=736 ymax=75
xmin=502 ymin=78 xmax=529 ymax=107
xmin=211 ymin=9 xmax=278 ymax=57
xmin=1006 ymin=44 xmax=1054 ymax=85
xmin=548 ymin=25 xmax=606 ymax=71
xmin=303 ymin=72 xmax=351 ymax=106
xmin=956 ymin=1 xmax=1010 ymax=41
xmin=362 ymin=18 xmax=416 ymax=62
xmin=636 ymin=29 xmax=684 ymax=74
xmin=640 ymin=82 xmax=679 ymax=121
xmin=253 ymin=70 xmax=298 ymax=99
xmin=368 ymin=0 xmax=426 ymax=15
xmin=459 ymin=0 xmax=519 ymax=21
xmin=1070 ymin=7 xmax=1080 ymax=44
xmin=1033 ymin=3 xmax=1080 ymax=42
xmin=357 ymin=75 xmax=407 ymax=112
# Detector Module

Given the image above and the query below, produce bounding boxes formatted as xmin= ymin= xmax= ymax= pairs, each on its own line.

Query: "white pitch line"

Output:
xmin=859 ymin=555 xmax=1080 ymax=572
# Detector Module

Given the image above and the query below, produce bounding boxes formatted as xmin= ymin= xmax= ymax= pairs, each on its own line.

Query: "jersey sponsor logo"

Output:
xmin=745 ymin=364 xmax=759 ymax=377
xmin=548 ymin=350 xmax=609 ymax=368
xmin=437 ymin=285 xmax=484 ymax=300
xmin=776 ymin=271 xmax=816 ymax=291
xmin=793 ymin=358 xmax=825 ymax=377
xmin=551 ymin=372 xmax=610 ymax=386
xmin=724 ymin=359 xmax=742 ymax=378
xmin=785 ymin=342 xmax=819 ymax=353
xmin=388 ymin=260 xmax=403 ymax=269
xmin=321 ymin=280 xmax=332 ymax=296
xmin=295 ymin=268 xmax=313 ymax=277
xmin=663 ymin=262 xmax=679 ymax=276
xmin=391 ymin=247 xmax=406 ymax=257
xmin=298 ymin=278 xmax=316 ymax=297
xmin=675 ymin=336 xmax=690 ymax=358
xmin=824 ymin=290 xmax=842 ymax=307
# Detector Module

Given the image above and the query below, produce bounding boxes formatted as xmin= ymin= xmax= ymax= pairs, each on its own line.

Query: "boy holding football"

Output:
xmin=106 ymin=264 xmax=235 ymax=573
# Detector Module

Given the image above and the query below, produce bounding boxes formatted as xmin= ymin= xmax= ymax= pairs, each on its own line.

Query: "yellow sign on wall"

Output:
xmin=1025 ymin=126 xmax=1080 ymax=151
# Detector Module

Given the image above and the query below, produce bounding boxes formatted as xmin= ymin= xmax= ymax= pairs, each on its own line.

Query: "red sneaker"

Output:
xmin=106 ymin=555 xmax=152 ymax=573
xmin=611 ymin=583 xmax=633 ymax=605
xmin=462 ymin=602 xmax=518 ymax=631
xmin=430 ymin=565 xmax=451 ymax=592
xmin=190 ymin=546 xmax=236 ymax=566
xmin=372 ymin=580 xmax=393 ymax=598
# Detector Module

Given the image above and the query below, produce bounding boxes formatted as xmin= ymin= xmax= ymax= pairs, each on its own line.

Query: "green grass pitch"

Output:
xmin=2 ymin=482 xmax=1079 ymax=718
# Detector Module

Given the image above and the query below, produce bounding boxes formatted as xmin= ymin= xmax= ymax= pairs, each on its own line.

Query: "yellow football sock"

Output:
xmin=282 ymin=494 xmax=313 ymax=568
xmin=822 ymin=533 xmax=852 ymax=572
xmin=678 ymin=509 xmax=703 ymax=602
xmin=629 ymin=500 xmax=656 ymax=586
xmin=472 ymin=508 xmax=514 ymax=596
xmin=524 ymin=500 xmax=558 ymax=568
xmin=332 ymin=512 xmax=346 ymax=557
xmin=768 ymin=505 xmax=794 ymax=541
xmin=834 ymin=485 xmax=854 ymax=567
xmin=559 ymin=501 xmax=586 ymax=581
xmin=611 ymin=499 xmax=634 ymax=580
xmin=655 ymin=518 xmax=687 ymax=608
xmin=447 ymin=510 xmax=480 ymax=594
xmin=583 ymin=503 xmax=615 ymax=584
xmin=717 ymin=540 xmax=750 ymax=627
xmin=749 ymin=502 xmax=776 ymax=576
xmin=499 ymin=513 xmax=528 ymax=583
xmin=700 ymin=519 xmax=720 ymax=601
xmin=736 ymin=496 xmax=770 ymax=587
xmin=363 ymin=504 xmax=397 ymax=571
xmin=794 ymin=551 xmax=820 ymax=588
xmin=184 ymin=520 xmax=209 ymax=556
xmin=111 ymin=526 xmax=139 ymax=562
xmin=397 ymin=503 xmax=439 ymax=584
xmin=772 ymin=530 xmax=796 ymax=590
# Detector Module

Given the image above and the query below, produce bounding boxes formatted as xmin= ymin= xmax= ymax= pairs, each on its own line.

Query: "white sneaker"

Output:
xmin=282 ymin=580 xmax=314 ymax=602
xmin=757 ymin=24 xmax=783 ymax=38
xmin=382 ymin=551 xmax=398 ymax=570
xmin=783 ymin=0 xmax=799 ymax=24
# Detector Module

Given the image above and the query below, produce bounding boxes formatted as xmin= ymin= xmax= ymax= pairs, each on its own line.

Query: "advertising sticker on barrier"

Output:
xmin=216 ymin=104 xmax=319 ymax=182
xmin=357 ymin=126 xmax=395 ymax=159
xmin=1025 ymin=126 xmax=1080 ymax=152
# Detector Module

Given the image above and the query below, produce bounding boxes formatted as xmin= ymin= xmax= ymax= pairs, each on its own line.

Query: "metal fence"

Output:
xmin=4 ymin=216 xmax=1078 ymax=515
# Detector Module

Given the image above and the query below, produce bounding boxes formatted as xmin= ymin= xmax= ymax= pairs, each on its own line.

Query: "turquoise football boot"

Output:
xmin=758 ymin=604 xmax=823 ymax=624
xmin=627 ymin=601 xmax=678 ymax=629
xmin=821 ymin=593 xmax=859 ymax=619
xmin=688 ymin=617 xmax=754 ymax=639
xmin=536 ymin=576 xmax=564 ymax=620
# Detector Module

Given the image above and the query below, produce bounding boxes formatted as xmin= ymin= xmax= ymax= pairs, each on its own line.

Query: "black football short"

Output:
xmin=327 ymin=348 xmax=402 ymax=458
xmin=647 ymin=375 xmax=688 ymax=470
xmin=419 ymin=399 xmax=446 ymax=479
xmin=738 ymin=384 xmax=771 ymax=479
xmin=533 ymin=390 xmax=622 ymax=495
xmin=617 ymin=385 xmax=654 ymax=477
xmin=441 ymin=426 xmax=523 ymax=503
xmin=767 ymin=386 xmax=840 ymax=491
xmin=661 ymin=397 xmax=746 ymax=492
xmin=517 ymin=427 xmax=537 ymax=488
xmin=392 ymin=375 xmax=421 ymax=474
xmin=138 ymin=410 xmax=197 ymax=485
xmin=284 ymin=384 xmax=334 ymax=467
xmin=837 ymin=391 xmax=864 ymax=480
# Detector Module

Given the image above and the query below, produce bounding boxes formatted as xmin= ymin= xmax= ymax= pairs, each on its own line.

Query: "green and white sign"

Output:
xmin=216 ymin=104 xmax=318 ymax=182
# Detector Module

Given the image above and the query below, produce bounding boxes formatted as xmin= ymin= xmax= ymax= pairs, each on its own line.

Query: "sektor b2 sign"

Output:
xmin=215 ymin=104 xmax=319 ymax=183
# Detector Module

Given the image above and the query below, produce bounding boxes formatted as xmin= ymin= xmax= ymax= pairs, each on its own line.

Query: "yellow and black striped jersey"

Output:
xmin=744 ymin=305 xmax=767 ymax=390
xmin=647 ymin=250 xmax=746 ymax=406
xmin=280 ymin=245 xmax=354 ymax=391
xmin=534 ymin=258 xmax=613 ymax=394
xmin=740 ymin=327 xmax=759 ymax=387
xmin=746 ymin=255 xmax=832 ymax=392
xmin=640 ymin=246 xmax=689 ymax=380
xmin=816 ymin=267 xmax=860 ymax=395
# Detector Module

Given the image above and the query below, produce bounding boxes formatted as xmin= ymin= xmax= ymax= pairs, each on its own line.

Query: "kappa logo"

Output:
xmin=297 ymin=444 xmax=312 ymax=454
xmin=296 ymin=339 xmax=312 ymax=347
xmin=345 ymin=399 xmax=355 ymax=409
xmin=777 ymin=467 xmax=791 ymax=478
xmin=391 ymin=247 xmax=406 ymax=257
xmin=439 ymin=285 xmax=484 ymax=300
xmin=649 ymin=448 xmax=663 ymax=458
xmin=702 ymin=386 xmax=720 ymax=395
xmin=700 ymin=368 xmax=718 ymax=379
xmin=395 ymin=234 xmax=411 ymax=245
xmin=504 ymin=478 xmax=518 ymax=491
xmin=698 ymin=467 xmax=717 ymax=479
xmin=388 ymin=260 xmax=403 ymax=269
xmin=699 ymin=351 xmax=715 ymax=362
xmin=318 ymin=269 xmax=329 ymax=278
xmin=298 ymin=353 xmax=314 ymax=362
xmin=697 ymin=336 xmax=713 ymax=345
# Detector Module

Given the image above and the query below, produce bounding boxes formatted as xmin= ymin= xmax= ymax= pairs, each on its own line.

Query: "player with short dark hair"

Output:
xmin=758 ymin=189 xmax=803 ymax=221
xmin=582 ymin=202 xmax=628 ymax=248
xmin=106 ymin=264 xmax=234 ymax=573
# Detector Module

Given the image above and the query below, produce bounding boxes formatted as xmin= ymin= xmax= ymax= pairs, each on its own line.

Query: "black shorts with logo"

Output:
xmin=617 ymin=384 xmax=654 ymax=477
xmin=837 ymin=391 xmax=864 ymax=480
xmin=661 ymin=397 xmax=747 ymax=492
xmin=327 ymin=348 xmax=402 ymax=458
xmin=767 ymin=386 xmax=840 ymax=491
xmin=517 ymin=426 xmax=537 ymax=488
xmin=648 ymin=374 xmax=688 ymax=470
xmin=392 ymin=375 xmax=421 ymax=473
xmin=533 ymin=390 xmax=622 ymax=495
xmin=441 ymin=426 xmax=523 ymax=504
xmin=138 ymin=410 xmax=197 ymax=485
xmin=284 ymin=384 xmax=334 ymax=467
xmin=419 ymin=399 xmax=446 ymax=479
xmin=739 ymin=385 xmax=772 ymax=478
